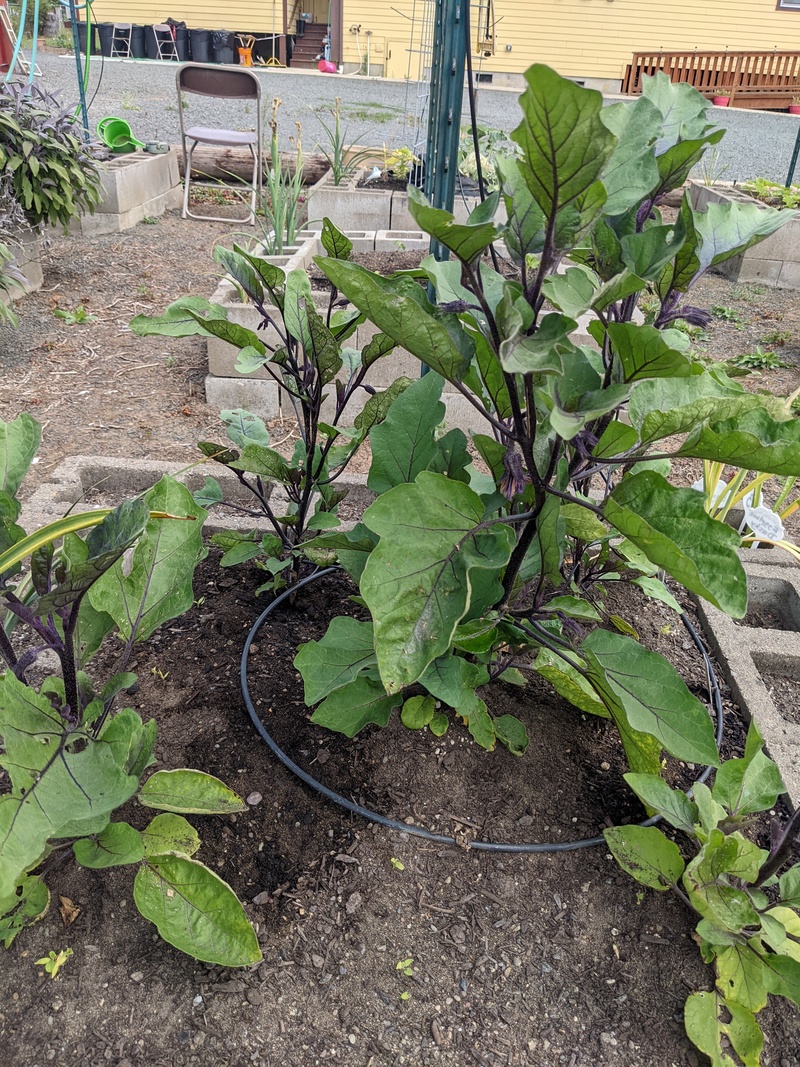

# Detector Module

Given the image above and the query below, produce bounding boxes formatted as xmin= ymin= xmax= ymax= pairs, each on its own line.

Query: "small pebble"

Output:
xmin=130 ymin=971 xmax=144 ymax=983
xmin=246 ymin=792 xmax=263 ymax=807
xmin=246 ymin=989 xmax=262 ymax=1006
xmin=192 ymin=995 xmax=204 ymax=1008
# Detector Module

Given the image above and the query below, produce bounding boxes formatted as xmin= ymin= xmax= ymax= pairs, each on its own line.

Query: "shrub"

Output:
xmin=0 ymin=81 xmax=102 ymax=231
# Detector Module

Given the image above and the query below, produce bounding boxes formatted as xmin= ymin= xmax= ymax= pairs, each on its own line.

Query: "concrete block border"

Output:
xmin=688 ymin=180 xmax=800 ymax=289
xmin=18 ymin=457 xmax=800 ymax=808
xmin=691 ymin=557 xmax=800 ymax=808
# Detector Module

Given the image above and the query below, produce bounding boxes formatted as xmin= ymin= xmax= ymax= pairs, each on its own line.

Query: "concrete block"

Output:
xmin=309 ymin=175 xmax=393 ymax=231
xmin=778 ymin=259 xmax=800 ymax=289
xmin=1 ymin=227 xmax=43 ymax=304
xmin=18 ymin=453 xmax=275 ymax=538
xmin=205 ymin=375 xmax=281 ymax=420
xmin=96 ymin=151 xmax=180 ymax=216
xmin=689 ymin=180 xmax=800 ymax=289
xmin=691 ymin=558 xmax=800 ymax=807
xmin=720 ymin=255 xmax=782 ymax=285
xmin=374 ymin=230 xmax=427 ymax=252
xmin=71 ymin=187 xmax=183 ymax=237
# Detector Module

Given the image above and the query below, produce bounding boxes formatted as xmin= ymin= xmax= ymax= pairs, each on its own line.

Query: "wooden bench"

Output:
xmin=622 ymin=50 xmax=800 ymax=110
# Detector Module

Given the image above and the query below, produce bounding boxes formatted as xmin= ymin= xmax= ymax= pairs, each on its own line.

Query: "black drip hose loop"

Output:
xmin=240 ymin=569 xmax=724 ymax=854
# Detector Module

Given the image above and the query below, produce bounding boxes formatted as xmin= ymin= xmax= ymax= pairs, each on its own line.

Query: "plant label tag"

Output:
xmin=692 ymin=477 xmax=729 ymax=508
xmin=744 ymin=505 xmax=784 ymax=542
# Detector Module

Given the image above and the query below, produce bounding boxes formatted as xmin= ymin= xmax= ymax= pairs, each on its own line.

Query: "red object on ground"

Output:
xmin=317 ymin=59 xmax=337 ymax=73
xmin=0 ymin=0 xmax=15 ymax=75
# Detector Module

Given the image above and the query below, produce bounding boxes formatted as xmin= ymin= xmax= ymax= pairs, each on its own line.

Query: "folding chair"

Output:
xmin=111 ymin=23 xmax=132 ymax=58
xmin=152 ymin=23 xmax=178 ymax=61
xmin=176 ymin=63 xmax=262 ymax=224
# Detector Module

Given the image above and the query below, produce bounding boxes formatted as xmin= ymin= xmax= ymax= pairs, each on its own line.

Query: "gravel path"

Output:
xmin=32 ymin=50 xmax=800 ymax=184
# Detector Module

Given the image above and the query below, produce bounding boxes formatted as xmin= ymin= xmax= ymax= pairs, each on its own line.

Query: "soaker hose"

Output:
xmin=241 ymin=568 xmax=724 ymax=854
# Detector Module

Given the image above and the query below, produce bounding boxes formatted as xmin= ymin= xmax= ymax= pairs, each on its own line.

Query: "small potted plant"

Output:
xmin=712 ymin=93 xmax=731 ymax=106
xmin=789 ymin=94 xmax=800 ymax=115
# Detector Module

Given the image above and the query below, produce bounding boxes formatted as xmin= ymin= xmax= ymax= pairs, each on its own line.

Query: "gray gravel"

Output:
xmin=35 ymin=52 xmax=800 ymax=184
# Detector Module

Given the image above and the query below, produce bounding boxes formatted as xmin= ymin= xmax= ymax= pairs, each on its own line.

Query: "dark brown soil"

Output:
xmin=760 ymin=672 xmax=800 ymax=725
xmin=2 ymin=207 xmax=800 ymax=1067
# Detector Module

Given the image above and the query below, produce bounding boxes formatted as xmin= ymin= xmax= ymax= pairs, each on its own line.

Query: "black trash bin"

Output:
xmin=175 ymin=27 xmax=190 ymax=61
xmin=190 ymin=28 xmax=211 ymax=62
xmin=96 ymin=21 xmax=114 ymax=57
xmin=212 ymin=30 xmax=237 ymax=65
xmin=76 ymin=20 xmax=98 ymax=54
xmin=130 ymin=25 xmax=146 ymax=58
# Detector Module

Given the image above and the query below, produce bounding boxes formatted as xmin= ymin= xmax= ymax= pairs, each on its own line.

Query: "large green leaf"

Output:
xmin=360 ymin=473 xmax=515 ymax=692
xmin=34 ymin=498 xmax=150 ymax=616
xmin=0 ymin=672 xmax=139 ymax=898
xmin=73 ymin=821 xmax=144 ymax=869
xmin=499 ymin=312 xmax=575 ymax=376
xmin=283 ymin=267 xmax=314 ymax=348
xmin=627 ymin=370 xmax=770 ymax=444
xmin=498 ymin=155 xmax=546 ymax=262
xmin=599 ymin=97 xmax=661 ymax=215
xmin=677 ymin=408 xmax=800 ymax=476
xmin=293 ymin=617 xmax=377 ymax=704
xmin=310 ymin=675 xmax=401 ymax=737
xmin=88 ymin=477 xmax=207 ymax=643
xmin=604 ymin=825 xmax=684 ymax=890
xmin=641 ymin=73 xmax=715 ymax=151
xmin=0 ymin=412 xmax=40 ymax=500
xmin=623 ymin=773 xmax=698 ymax=834
xmin=133 ymin=854 xmax=260 ymax=967
xmin=533 ymin=648 xmax=609 ymax=718
xmin=213 ymin=245 xmax=264 ymax=304
xmin=130 ymin=297 xmax=229 ymax=338
xmin=407 ymin=186 xmax=502 ymax=264
xmin=684 ymin=991 xmax=764 ymax=1067
xmin=713 ymin=943 xmax=768 ymax=1012
xmin=315 ymin=259 xmax=474 ymax=382
xmin=604 ymin=471 xmax=746 ymax=616
xmin=419 ymin=654 xmax=496 ymax=749
xmin=607 ymin=322 xmax=694 ymax=383
xmin=367 ymin=371 xmax=445 ymax=494
xmin=582 ymin=629 xmax=720 ymax=766
xmin=693 ymin=200 xmax=794 ymax=274
xmin=712 ymin=749 xmax=785 ymax=817
xmin=138 ymin=770 xmax=246 ymax=815
xmin=684 ymin=831 xmax=764 ymax=929
xmin=511 ymin=65 xmax=617 ymax=220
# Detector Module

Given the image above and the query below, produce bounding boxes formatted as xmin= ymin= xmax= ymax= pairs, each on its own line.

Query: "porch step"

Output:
xmin=291 ymin=23 xmax=328 ymax=68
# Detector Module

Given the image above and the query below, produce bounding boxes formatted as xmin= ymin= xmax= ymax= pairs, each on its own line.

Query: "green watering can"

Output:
xmin=97 ymin=117 xmax=146 ymax=154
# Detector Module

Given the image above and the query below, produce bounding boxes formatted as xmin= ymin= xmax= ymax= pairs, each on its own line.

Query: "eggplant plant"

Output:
xmin=0 ymin=415 xmax=260 ymax=967
xmin=292 ymin=65 xmax=799 ymax=771
xmin=605 ymin=723 xmax=800 ymax=1064
xmin=131 ymin=222 xmax=407 ymax=595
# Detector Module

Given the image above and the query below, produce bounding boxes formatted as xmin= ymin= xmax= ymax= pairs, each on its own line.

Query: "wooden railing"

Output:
xmin=622 ymin=50 xmax=800 ymax=109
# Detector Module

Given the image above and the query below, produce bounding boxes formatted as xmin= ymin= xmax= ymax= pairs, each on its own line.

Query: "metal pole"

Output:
xmin=69 ymin=0 xmax=90 ymax=140
xmin=786 ymin=124 xmax=800 ymax=188
xmin=423 ymin=0 xmax=467 ymax=262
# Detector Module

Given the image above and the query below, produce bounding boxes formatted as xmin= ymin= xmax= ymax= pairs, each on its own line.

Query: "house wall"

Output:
xmin=85 ymin=0 xmax=800 ymax=85
xmin=342 ymin=0 xmax=800 ymax=83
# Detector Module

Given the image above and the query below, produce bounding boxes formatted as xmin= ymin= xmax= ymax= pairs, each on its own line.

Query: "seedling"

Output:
xmin=761 ymin=329 xmax=792 ymax=346
xmin=607 ymin=724 xmax=800 ymax=1067
xmin=396 ymin=957 xmax=415 ymax=977
xmin=390 ymin=857 xmax=405 ymax=872
xmin=711 ymin=304 xmax=745 ymax=327
xmin=35 ymin=948 xmax=73 ymax=979
xmin=53 ymin=305 xmax=96 ymax=326
xmin=728 ymin=346 xmax=790 ymax=371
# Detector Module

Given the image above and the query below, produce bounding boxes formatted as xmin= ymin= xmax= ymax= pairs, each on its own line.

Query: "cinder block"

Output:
xmin=205 ymin=375 xmax=281 ymax=420
xmin=1 ymin=227 xmax=43 ymax=303
xmin=96 ymin=151 xmax=180 ymax=215
xmin=71 ymin=187 xmax=183 ymax=236
xmin=374 ymin=230 xmax=427 ymax=252
xmin=778 ymin=260 xmax=800 ymax=289
xmin=689 ymin=180 xmax=800 ymax=289
xmin=691 ymin=559 xmax=800 ymax=808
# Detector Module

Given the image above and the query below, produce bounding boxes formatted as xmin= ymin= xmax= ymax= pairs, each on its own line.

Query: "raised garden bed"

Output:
xmin=689 ymin=180 xmax=800 ymax=288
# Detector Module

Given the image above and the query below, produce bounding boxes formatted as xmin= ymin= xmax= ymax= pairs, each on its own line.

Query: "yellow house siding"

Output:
xmin=86 ymin=0 xmax=800 ymax=82
xmin=344 ymin=0 xmax=800 ymax=82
